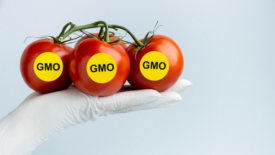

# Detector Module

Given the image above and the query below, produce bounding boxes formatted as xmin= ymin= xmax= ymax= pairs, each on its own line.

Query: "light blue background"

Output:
xmin=0 ymin=0 xmax=275 ymax=154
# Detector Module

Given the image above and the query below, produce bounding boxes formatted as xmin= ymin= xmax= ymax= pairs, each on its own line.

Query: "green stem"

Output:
xmin=102 ymin=21 xmax=109 ymax=42
xmin=108 ymin=24 xmax=144 ymax=47
xmin=57 ymin=21 xmax=143 ymax=46
xmin=56 ymin=22 xmax=74 ymax=43
xmin=98 ymin=27 xmax=104 ymax=40
xmin=57 ymin=21 xmax=108 ymax=42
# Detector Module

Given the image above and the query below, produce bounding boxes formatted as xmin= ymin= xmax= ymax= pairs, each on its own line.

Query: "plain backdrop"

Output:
xmin=0 ymin=0 xmax=275 ymax=155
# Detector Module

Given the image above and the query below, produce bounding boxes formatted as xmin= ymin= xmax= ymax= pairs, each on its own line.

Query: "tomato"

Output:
xmin=127 ymin=34 xmax=184 ymax=92
xmin=70 ymin=38 xmax=130 ymax=96
xmin=77 ymin=33 xmax=127 ymax=50
xmin=20 ymin=39 xmax=73 ymax=94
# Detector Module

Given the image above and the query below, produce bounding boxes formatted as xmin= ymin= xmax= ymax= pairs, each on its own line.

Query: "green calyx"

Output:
xmin=55 ymin=21 xmax=147 ymax=47
xmin=25 ymin=21 xmax=162 ymax=49
xmin=133 ymin=22 xmax=162 ymax=58
xmin=23 ymin=35 xmax=81 ymax=45
xmin=79 ymin=28 xmax=126 ymax=46
xmin=53 ymin=21 xmax=162 ymax=58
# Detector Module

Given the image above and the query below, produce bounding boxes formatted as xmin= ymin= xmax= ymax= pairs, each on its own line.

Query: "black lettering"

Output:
xmin=53 ymin=63 xmax=60 ymax=71
xmin=37 ymin=63 xmax=43 ymax=71
xmin=90 ymin=65 xmax=97 ymax=72
xmin=98 ymin=64 xmax=106 ymax=72
xmin=143 ymin=61 xmax=149 ymax=69
xmin=151 ymin=62 xmax=158 ymax=69
xmin=107 ymin=63 xmax=114 ymax=71
xmin=159 ymin=62 xmax=166 ymax=70
xmin=45 ymin=63 xmax=52 ymax=71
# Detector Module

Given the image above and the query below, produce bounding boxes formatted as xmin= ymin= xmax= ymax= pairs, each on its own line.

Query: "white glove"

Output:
xmin=0 ymin=79 xmax=192 ymax=155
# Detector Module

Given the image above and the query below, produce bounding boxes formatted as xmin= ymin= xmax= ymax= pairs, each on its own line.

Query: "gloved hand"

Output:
xmin=0 ymin=79 xmax=192 ymax=155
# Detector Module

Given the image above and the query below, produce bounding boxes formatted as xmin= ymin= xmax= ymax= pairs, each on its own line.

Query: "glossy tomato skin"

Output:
xmin=70 ymin=38 xmax=130 ymax=96
xmin=127 ymin=34 xmax=184 ymax=92
xmin=76 ymin=33 xmax=127 ymax=50
xmin=20 ymin=39 xmax=73 ymax=94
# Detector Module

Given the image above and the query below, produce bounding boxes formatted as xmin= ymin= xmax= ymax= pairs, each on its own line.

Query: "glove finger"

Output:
xmin=97 ymin=89 xmax=161 ymax=112
xmin=132 ymin=91 xmax=183 ymax=109
xmin=120 ymin=79 xmax=192 ymax=93
xmin=112 ymin=91 xmax=182 ymax=114
xmin=165 ymin=79 xmax=192 ymax=93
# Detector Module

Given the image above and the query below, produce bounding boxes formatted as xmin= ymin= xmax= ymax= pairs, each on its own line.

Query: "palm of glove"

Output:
xmin=0 ymin=79 xmax=192 ymax=155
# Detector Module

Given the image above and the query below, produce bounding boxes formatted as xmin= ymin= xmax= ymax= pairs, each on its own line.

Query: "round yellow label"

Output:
xmin=34 ymin=52 xmax=63 ymax=82
xmin=140 ymin=51 xmax=169 ymax=81
xmin=86 ymin=53 xmax=117 ymax=83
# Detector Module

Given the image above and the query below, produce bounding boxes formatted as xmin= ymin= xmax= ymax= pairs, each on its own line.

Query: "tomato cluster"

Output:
xmin=20 ymin=21 xmax=184 ymax=96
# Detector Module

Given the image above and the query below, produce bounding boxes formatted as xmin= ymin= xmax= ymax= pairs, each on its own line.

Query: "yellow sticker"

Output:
xmin=34 ymin=52 xmax=63 ymax=82
xmin=140 ymin=51 xmax=169 ymax=81
xmin=86 ymin=53 xmax=117 ymax=83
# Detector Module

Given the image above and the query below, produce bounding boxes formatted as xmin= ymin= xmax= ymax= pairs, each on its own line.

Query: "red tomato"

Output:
xmin=77 ymin=33 xmax=127 ymax=50
xmin=127 ymin=34 xmax=184 ymax=92
xmin=20 ymin=39 xmax=73 ymax=94
xmin=70 ymin=38 xmax=130 ymax=96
